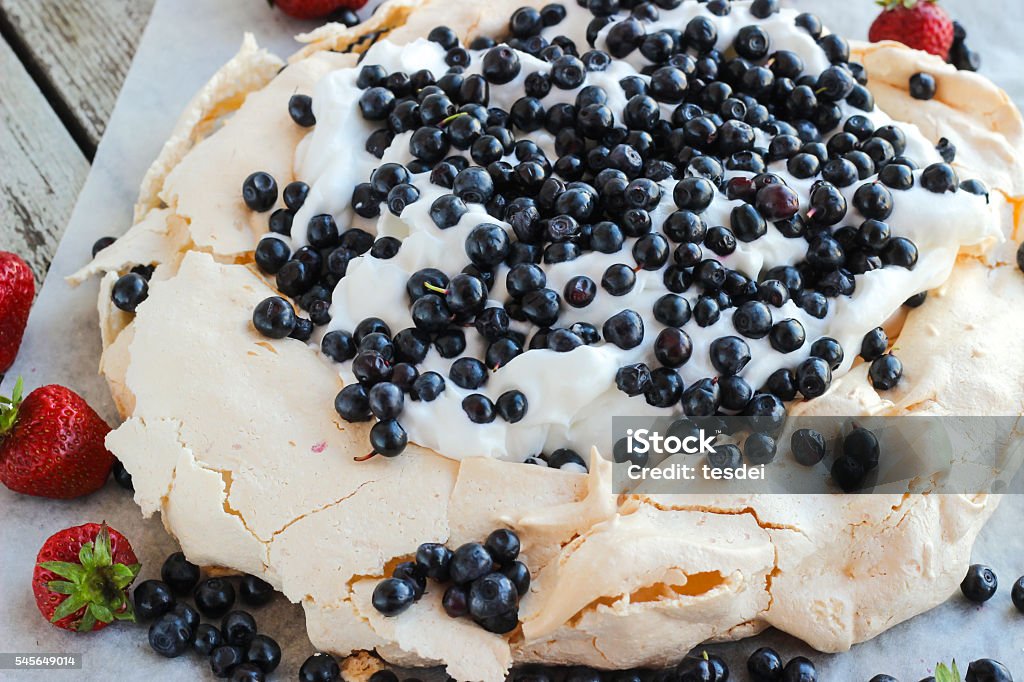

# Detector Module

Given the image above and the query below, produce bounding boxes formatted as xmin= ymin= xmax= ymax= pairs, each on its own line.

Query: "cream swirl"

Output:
xmin=270 ymin=0 xmax=1000 ymax=461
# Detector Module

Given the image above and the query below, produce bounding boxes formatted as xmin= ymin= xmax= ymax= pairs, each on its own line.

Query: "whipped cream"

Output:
xmin=270 ymin=1 xmax=1000 ymax=461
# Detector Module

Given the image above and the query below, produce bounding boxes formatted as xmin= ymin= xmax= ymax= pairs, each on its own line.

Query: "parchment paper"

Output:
xmin=1 ymin=0 xmax=1021 ymax=679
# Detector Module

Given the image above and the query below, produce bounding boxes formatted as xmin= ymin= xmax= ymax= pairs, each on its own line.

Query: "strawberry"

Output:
xmin=0 ymin=251 xmax=34 ymax=373
xmin=0 ymin=378 xmax=114 ymax=498
xmin=869 ymin=0 xmax=955 ymax=59
xmin=33 ymin=523 xmax=140 ymax=632
xmin=269 ymin=0 xmax=367 ymax=20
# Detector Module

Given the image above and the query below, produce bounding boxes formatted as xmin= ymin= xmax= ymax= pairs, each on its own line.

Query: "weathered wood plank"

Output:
xmin=0 ymin=0 xmax=155 ymax=156
xmin=0 ymin=37 xmax=89 ymax=289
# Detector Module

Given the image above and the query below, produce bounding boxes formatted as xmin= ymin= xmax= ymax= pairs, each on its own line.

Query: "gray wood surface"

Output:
xmin=0 ymin=37 xmax=89 ymax=290
xmin=0 ymin=0 xmax=155 ymax=156
xmin=0 ymin=0 xmax=154 ymax=287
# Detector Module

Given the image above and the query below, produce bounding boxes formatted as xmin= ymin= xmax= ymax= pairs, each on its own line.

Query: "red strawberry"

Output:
xmin=0 ymin=378 xmax=114 ymax=498
xmin=33 ymin=523 xmax=140 ymax=632
xmin=269 ymin=0 xmax=367 ymax=20
xmin=869 ymin=0 xmax=954 ymax=59
xmin=0 ymin=251 xmax=34 ymax=373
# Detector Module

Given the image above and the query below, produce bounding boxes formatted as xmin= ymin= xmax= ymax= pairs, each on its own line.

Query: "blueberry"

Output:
xmin=966 ymin=660 xmax=1012 ymax=682
xmin=372 ymin=578 xmax=417 ymax=616
xmin=750 ymin=0 xmax=779 ymax=18
xmin=254 ymin=238 xmax=290 ymax=274
xmin=707 ymin=443 xmax=743 ymax=472
xmin=844 ymin=427 xmax=880 ymax=471
xmin=603 ymin=310 xmax=645 ymax=349
xmin=220 ymin=610 xmax=257 ymax=647
xmin=733 ymin=301 xmax=773 ymax=339
xmin=111 ymin=459 xmax=133 ymax=491
xmin=735 ymin=25 xmax=770 ymax=61
xmin=551 ymin=55 xmax=586 ymax=89
xmin=482 ymin=46 xmax=521 ymax=85
xmin=616 ymin=363 xmax=652 ymax=397
xmin=550 ymin=449 xmax=588 ymax=473
xmin=242 ymin=172 xmax=277 ymax=212
xmin=1013 ymin=575 xmax=1024 ymax=613
xmin=193 ymin=623 xmax=223 ymax=655
xmin=148 ymin=613 xmax=192 ymax=658
xmin=961 ymin=564 xmax=998 ymax=603
xmin=111 ymin=272 xmax=149 ymax=312
xmin=413 ymin=543 xmax=451 ymax=581
xmin=282 ymin=181 xmax=309 ymax=211
xmin=485 ymin=529 xmax=521 ymax=565
xmin=245 ymin=634 xmax=281 ymax=673
xmin=831 ymin=455 xmax=865 ymax=492
xmin=652 ymin=328 xmax=691 ymax=369
xmin=710 ymin=336 xmax=751 ymax=376
xmin=747 ymin=646 xmax=783 ymax=681
xmin=239 ymin=574 xmax=274 ymax=607
xmin=463 ymin=394 xmax=496 ymax=423
xmin=412 ymin=372 xmax=446 ymax=401
xmin=653 ymin=294 xmax=691 ymax=327
xmin=442 ymin=583 xmax=470 ymax=618
xmin=134 ymin=580 xmax=175 ymax=620
xmin=853 ymin=182 xmax=894 ymax=221
xmin=171 ymin=602 xmax=200 ymax=633
xmin=468 ymin=572 xmax=519 ymax=620
xmin=210 ymin=645 xmax=246 ymax=678
xmin=453 ymin=166 xmax=496 ymax=205
xmin=450 ymin=542 xmax=495 ymax=584
xmin=791 ymin=429 xmax=826 ymax=466
xmin=782 ymin=656 xmax=817 ymax=682
xmin=920 ymin=162 xmax=959 ymax=193
xmin=359 ymin=86 xmax=396 ymax=120
xmin=91 ymin=236 xmax=116 ymax=257
xmin=335 ymin=384 xmax=372 ymax=422
xmin=521 ymin=288 xmax=561 ymax=327
xmin=769 ymin=319 xmax=805 ymax=353
xmin=744 ymin=432 xmax=777 ymax=465
xmin=194 ymin=578 xmax=236 ymax=619
xmin=155 ymin=554 xmax=200 ymax=597
xmin=909 ymin=72 xmax=936 ymax=100
xmin=602 ymin=264 xmax=637 ymax=296
xmin=869 ymin=354 xmax=903 ymax=390
xmin=288 ymin=94 xmax=316 ymax=126
xmin=502 ymin=561 xmax=531 ymax=596
xmin=252 ymin=296 xmax=296 ymax=339
xmin=369 ymin=419 xmax=407 ymax=457
xmin=496 ymin=390 xmax=529 ymax=423
xmin=883 ymin=237 xmax=919 ymax=269
xmin=796 ymin=356 xmax=832 ymax=399
xmin=368 ymin=382 xmax=404 ymax=420
xmin=466 ymin=223 xmax=511 ymax=267
xmin=299 ymin=653 xmax=341 ymax=682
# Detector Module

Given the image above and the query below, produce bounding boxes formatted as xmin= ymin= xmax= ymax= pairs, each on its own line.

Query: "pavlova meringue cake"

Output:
xmin=71 ymin=0 xmax=1024 ymax=678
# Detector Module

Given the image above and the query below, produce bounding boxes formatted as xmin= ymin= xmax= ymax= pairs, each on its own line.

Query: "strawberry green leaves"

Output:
xmin=934 ymin=660 xmax=962 ymax=682
xmin=0 ymin=376 xmax=24 ymax=435
xmin=37 ymin=524 xmax=141 ymax=631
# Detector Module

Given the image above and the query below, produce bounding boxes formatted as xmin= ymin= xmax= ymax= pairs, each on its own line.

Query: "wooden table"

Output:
xmin=0 ymin=0 xmax=155 ymax=290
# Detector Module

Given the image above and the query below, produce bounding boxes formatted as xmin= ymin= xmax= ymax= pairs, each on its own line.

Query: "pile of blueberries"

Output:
xmin=135 ymin=552 xmax=279 ymax=679
xmin=789 ymin=424 xmax=881 ymax=493
xmin=372 ymin=529 xmax=530 ymax=634
xmin=242 ymin=0 xmax=999 ymax=465
xmin=135 ymin=551 xmax=341 ymax=681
